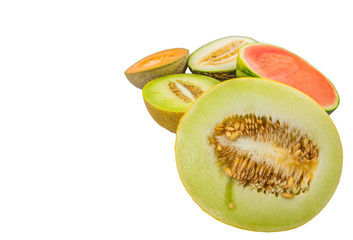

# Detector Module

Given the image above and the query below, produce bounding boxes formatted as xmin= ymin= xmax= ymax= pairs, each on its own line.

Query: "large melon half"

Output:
xmin=175 ymin=78 xmax=342 ymax=232
xmin=236 ymin=43 xmax=339 ymax=113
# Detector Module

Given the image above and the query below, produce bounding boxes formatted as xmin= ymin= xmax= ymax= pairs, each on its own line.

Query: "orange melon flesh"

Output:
xmin=240 ymin=44 xmax=338 ymax=112
xmin=126 ymin=48 xmax=189 ymax=73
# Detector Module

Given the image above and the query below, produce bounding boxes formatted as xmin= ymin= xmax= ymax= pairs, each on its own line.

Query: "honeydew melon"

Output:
xmin=142 ymin=74 xmax=219 ymax=133
xmin=175 ymin=78 xmax=342 ymax=231
xmin=188 ymin=36 xmax=257 ymax=80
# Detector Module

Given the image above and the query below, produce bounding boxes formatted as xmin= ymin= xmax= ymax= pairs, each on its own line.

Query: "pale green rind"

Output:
xmin=175 ymin=78 xmax=342 ymax=232
xmin=236 ymin=43 xmax=340 ymax=114
xmin=321 ymin=77 xmax=340 ymax=114
xmin=235 ymin=46 xmax=261 ymax=78
xmin=125 ymin=54 xmax=188 ymax=89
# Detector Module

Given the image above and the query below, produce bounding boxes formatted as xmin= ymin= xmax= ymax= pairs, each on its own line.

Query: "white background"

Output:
xmin=0 ymin=0 xmax=352 ymax=239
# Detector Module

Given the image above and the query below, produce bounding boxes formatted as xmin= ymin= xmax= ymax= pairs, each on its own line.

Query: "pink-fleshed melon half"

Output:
xmin=236 ymin=43 xmax=339 ymax=113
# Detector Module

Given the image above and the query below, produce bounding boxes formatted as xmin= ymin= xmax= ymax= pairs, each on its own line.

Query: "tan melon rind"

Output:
xmin=143 ymin=99 xmax=184 ymax=133
xmin=125 ymin=54 xmax=189 ymax=89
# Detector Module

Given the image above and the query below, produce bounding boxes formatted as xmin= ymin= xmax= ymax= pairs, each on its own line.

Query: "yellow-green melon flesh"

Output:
xmin=142 ymin=74 xmax=219 ymax=133
xmin=175 ymin=78 xmax=342 ymax=232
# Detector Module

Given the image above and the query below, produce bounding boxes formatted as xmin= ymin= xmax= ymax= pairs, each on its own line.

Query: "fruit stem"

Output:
xmin=225 ymin=177 xmax=235 ymax=209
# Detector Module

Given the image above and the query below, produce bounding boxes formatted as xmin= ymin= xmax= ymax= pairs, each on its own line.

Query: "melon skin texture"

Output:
xmin=143 ymin=100 xmax=184 ymax=133
xmin=142 ymin=74 xmax=219 ymax=133
xmin=188 ymin=36 xmax=257 ymax=80
xmin=125 ymin=48 xmax=189 ymax=89
xmin=236 ymin=43 xmax=339 ymax=113
xmin=175 ymin=78 xmax=342 ymax=232
xmin=189 ymin=69 xmax=237 ymax=81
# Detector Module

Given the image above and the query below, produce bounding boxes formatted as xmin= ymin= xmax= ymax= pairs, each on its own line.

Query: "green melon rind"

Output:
xmin=125 ymin=53 xmax=189 ymax=89
xmin=189 ymin=69 xmax=237 ymax=81
xmin=188 ymin=36 xmax=257 ymax=81
xmin=236 ymin=43 xmax=340 ymax=114
xmin=325 ymin=86 xmax=340 ymax=114
xmin=175 ymin=77 xmax=342 ymax=232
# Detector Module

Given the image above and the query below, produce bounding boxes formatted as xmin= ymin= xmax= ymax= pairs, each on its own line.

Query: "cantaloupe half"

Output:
xmin=236 ymin=43 xmax=339 ymax=113
xmin=125 ymin=48 xmax=189 ymax=89
xmin=175 ymin=78 xmax=342 ymax=232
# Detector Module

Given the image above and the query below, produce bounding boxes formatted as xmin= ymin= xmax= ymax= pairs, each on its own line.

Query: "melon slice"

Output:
xmin=236 ymin=43 xmax=339 ymax=113
xmin=188 ymin=36 xmax=257 ymax=80
xmin=125 ymin=48 xmax=189 ymax=89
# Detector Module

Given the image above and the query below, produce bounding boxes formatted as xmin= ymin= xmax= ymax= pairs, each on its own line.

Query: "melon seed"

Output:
xmin=281 ymin=192 xmax=294 ymax=199
xmin=234 ymin=121 xmax=240 ymax=130
xmin=240 ymin=121 xmax=246 ymax=131
xmin=293 ymin=142 xmax=301 ymax=153
xmin=225 ymin=126 xmax=235 ymax=131
xmin=287 ymin=177 xmax=294 ymax=189
xmin=229 ymin=131 xmax=240 ymax=141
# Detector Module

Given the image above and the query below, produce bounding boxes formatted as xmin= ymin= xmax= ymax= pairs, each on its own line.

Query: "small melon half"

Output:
xmin=143 ymin=74 xmax=219 ymax=133
xmin=125 ymin=48 xmax=189 ymax=89
xmin=175 ymin=78 xmax=342 ymax=232
xmin=188 ymin=36 xmax=257 ymax=80
xmin=236 ymin=43 xmax=339 ymax=113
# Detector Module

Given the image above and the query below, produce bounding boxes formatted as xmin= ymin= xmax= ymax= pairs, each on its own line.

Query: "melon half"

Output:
xmin=236 ymin=43 xmax=339 ymax=113
xmin=188 ymin=36 xmax=257 ymax=80
xmin=175 ymin=78 xmax=342 ymax=232
xmin=125 ymin=48 xmax=189 ymax=89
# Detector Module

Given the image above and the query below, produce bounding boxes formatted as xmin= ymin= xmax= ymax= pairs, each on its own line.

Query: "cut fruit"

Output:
xmin=125 ymin=48 xmax=189 ymax=89
xmin=142 ymin=74 xmax=219 ymax=133
xmin=188 ymin=36 xmax=257 ymax=80
xmin=175 ymin=78 xmax=342 ymax=232
xmin=236 ymin=43 xmax=339 ymax=113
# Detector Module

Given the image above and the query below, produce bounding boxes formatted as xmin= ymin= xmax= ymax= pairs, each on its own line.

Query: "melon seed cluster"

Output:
xmin=199 ymin=40 xmax=246 ymax=66
xmin=209 ymin=114 xmax=319 ymax=199
xmin=168 ymin=80 xmax=203 ymax=103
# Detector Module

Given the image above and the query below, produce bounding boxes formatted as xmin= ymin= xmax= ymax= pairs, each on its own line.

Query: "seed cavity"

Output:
xmin=168 ymin=80 xmax=203 ymax=103
xmin=198 ymin=40 xmax=247 ymax=66
xmin=209 ymin=114 xmax=319 ymax=199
